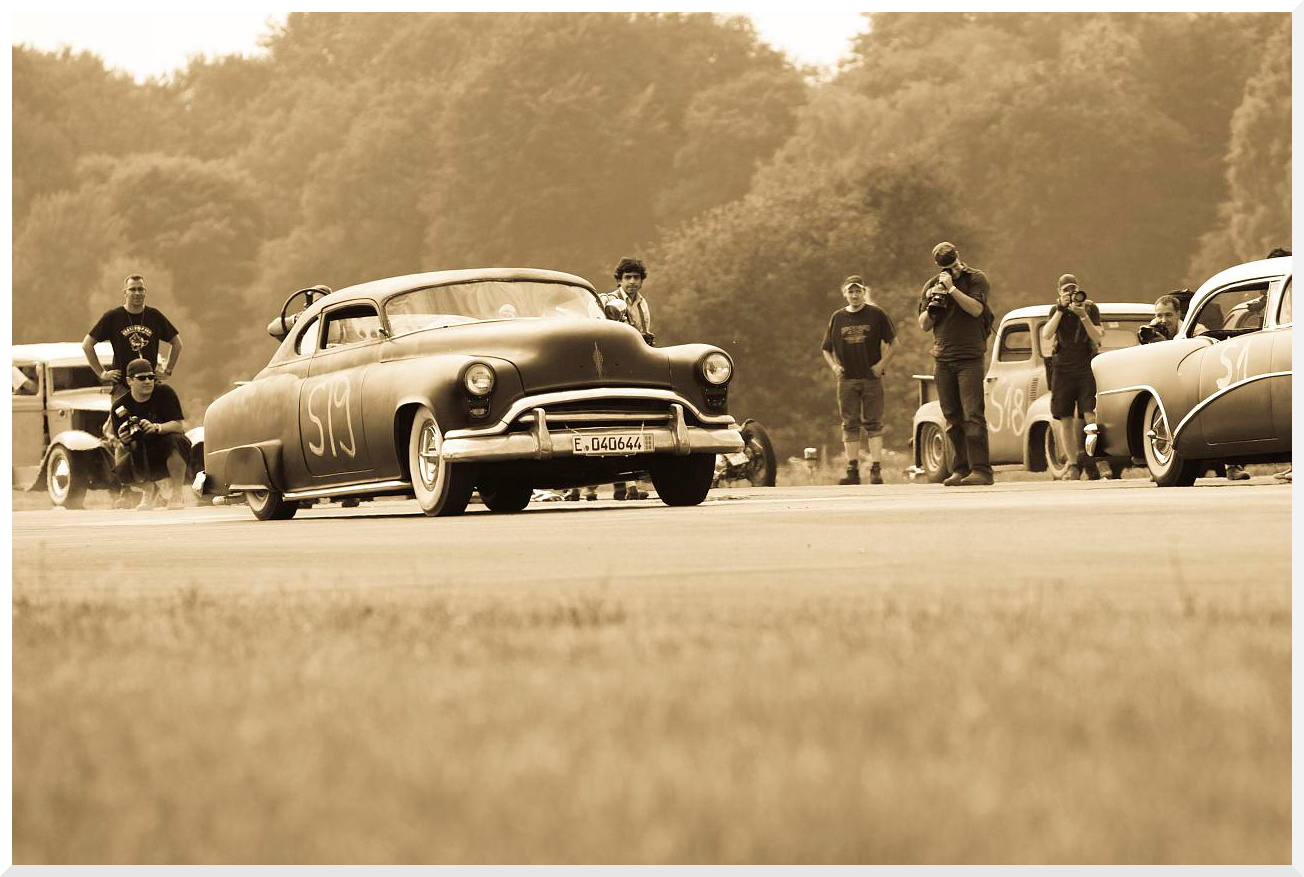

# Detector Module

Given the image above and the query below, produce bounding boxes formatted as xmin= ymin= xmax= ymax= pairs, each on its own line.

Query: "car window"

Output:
xmin=51 ymin=365 xmax=102 ymax=392
xmin=322 ymin=305 xmax=382 ymax=349
xmin=385 ymin=280 xmax=604 ymax=333
xmin=1098 ymin=318 xmax=1151 ymax=351
xmin=998 ymin=324 xmax=1032 ymax=362
xmin=1188 ymin=282 xmax=1270 ymax=336
xmin=294 ymin=316 xmax=320 ymax=357
xmin=1276 ymin=279 xmax=1291 ymax=326
xmin=12 ymin=364 xmax=39 ymax=395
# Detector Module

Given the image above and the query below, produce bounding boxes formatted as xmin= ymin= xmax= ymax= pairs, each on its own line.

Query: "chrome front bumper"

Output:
xmin=441 ymin=403 xmax=743 ymax=462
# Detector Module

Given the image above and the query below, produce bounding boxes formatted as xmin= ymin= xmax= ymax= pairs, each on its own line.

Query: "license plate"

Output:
xmin=572 ymin=433 xmax=649 ymax=455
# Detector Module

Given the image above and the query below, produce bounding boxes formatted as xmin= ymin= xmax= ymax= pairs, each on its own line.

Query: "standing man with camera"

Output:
xmin=110 ymin=358 xmax=191 ymax=510
xmin=1041 ymin=274 xmax=1102 ymax=480
xmin=83 ymin=274 xmax=182 ymax=400
xmin=917 ymin=241 xmax=994 ymax=486
xmin=821 ymin=275 xmax=896 ymax=485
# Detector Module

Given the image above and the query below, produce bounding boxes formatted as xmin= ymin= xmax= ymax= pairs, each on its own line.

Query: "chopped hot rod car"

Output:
xmin=911 ymin=302 xmax=1154 ymax=481
xmin=202 ymin=268 xmax=746 ymax=520
xmin=1087 ymin=256 xmax=1292 ymax=486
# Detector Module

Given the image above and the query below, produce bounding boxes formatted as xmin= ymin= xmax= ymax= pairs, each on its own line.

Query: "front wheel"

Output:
xmin=1142 ymin=395 xmax=1200 ymax=487
xmin=247 ymin=488 xmax=299 ymax=521
xmin=650 ymin=453 xmax=715 ymax=506
xmin=738 ymin=420 xmax=777 ymax=487
xmin=918 ymin=423 xmax=950 ymax=483
xmin=409 ymin=407 xmax=475 ymax=516
xmin=478 ymin=483 xmax=532 ymax=513
xmin=1043 ymin=422 xmax=1071 ymax=480
xmin=47 ymin=445 xmax=88 ymax=509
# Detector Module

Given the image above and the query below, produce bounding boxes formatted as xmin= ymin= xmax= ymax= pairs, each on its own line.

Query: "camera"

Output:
xmin=925 ymin=276 xmax=952 ymax=319
xmin=114 ymin=405 xmax=149 ymax=443
xmin=1136 ymin=323 xmax=1170 ymax=344
xmin=1059 ymin=287 xmax=1087 ymax=308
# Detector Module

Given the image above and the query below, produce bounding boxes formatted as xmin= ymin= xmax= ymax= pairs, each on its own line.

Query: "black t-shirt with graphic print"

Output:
xmin=821 ymin=304 xmax=897 ymax=379
xmin=88 ymin=306 xmax=179 ymax=375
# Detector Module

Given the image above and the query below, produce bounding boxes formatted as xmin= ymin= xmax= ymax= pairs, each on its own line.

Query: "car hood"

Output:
xmin=389 ymin=318 xmax=673 ymax=392
xmin=46 ymin=389 xmax=112 ymax=413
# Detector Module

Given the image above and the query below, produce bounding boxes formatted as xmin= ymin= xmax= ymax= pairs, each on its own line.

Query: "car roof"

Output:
xmin=1002 ymin=302 xmax=1154 ymax=320
xmin=12 ymin=342 xmax=112 ymax=367
xmin=1192 ymin=256 xmax=1291 ymax=297
xmin=313 ymin=267 xmax=597 ymax=308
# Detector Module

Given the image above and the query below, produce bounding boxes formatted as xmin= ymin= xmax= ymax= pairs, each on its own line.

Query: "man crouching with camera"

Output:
xmin=110 ymin=358 xmax=190 ymax=510
xmin=1041 ymin=274 xmax=1102 ymax=480
xmin=917 ymin=241 xmax=994 ymax=486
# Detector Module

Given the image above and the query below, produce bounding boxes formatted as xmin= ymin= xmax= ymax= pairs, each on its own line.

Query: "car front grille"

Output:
xmin=513 ymin=397 xmax=676 ymax=432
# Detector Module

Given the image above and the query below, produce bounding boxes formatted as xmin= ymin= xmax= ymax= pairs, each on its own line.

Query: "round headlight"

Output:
xmin=464 ymin=363 xmax=495 ymax=396
xmin=701 ymin=352 xmax=732 ymax=385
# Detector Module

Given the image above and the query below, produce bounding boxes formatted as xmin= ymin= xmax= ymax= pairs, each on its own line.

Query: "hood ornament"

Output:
xmin=592 ymin=343 xmax=605 ymax=379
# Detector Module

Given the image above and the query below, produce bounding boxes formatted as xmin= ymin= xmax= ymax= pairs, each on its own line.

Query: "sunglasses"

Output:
xmin=133 ymin=374 xmax=156 ymax=381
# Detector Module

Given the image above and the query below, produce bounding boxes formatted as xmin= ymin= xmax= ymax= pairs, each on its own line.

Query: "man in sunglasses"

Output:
xmin=821 ymin=275 xmax=896 ymax=485
xmin=110 ymin=358 xmax=190 ymax=510
xmin=82 ymin=274 xmax=182 ymax=399
xmin=1041 ymin=273 xmax=1103 ymax=480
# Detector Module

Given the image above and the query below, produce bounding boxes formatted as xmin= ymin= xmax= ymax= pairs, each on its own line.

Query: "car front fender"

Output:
xmin=911 ymin=401 xmax=944 ymax=467
xmin=28 ymin=431 xmax=109 ymax=491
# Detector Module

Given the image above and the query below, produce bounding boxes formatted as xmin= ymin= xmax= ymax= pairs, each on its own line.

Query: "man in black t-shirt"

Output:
xmin=1040 ymin=273 xmax=1102 ymax=481
xmin=82 ymin=274 xmax=182 ymax=399
xmin=111 ymin=358 xmax=191 ymax=510
xmin=917 ymin=242 xmax=994 ymax=486
xmin=822 ymin=275 xmax=896 ymax=484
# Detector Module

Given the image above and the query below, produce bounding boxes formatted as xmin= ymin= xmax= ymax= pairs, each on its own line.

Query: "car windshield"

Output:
xmin=384 ymin=281 xmax=604 ymax=334
xmin=51 ymin=365 xmax=103 ymax=392
xmin=1098 ymin=317 xmax=1151 ymax=351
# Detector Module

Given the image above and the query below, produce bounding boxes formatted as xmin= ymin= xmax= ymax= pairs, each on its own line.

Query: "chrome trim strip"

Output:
xmin=280 ymin=479 xmax=411 ymax=501
xmin=1096 ymin=383 xmax=1170 ymax=433
xmin=446 ymin=388 xmax=734 ymax=438
xmin=1172 ymin=370 xmax=1292 ymax=442
xmin=518 ymin=411 xmax=673 ymax=424
xmin=535 ymin=406 xmax=553 ymax=459
xmin=442 ymin=425 xmax=743 ymax=462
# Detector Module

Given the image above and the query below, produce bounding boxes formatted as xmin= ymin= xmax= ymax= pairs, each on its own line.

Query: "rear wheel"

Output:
xmin=1043 ymin=423 xmax=1071 ymax=480
xmin=919 ymin=423 xmax=950 ymax=483
xmin=409 ymin=407 xmax=475 ymax=516
xmin=650 ymin=453 xmax=715 ymax=506
xmin=1142 ymin=396 xmax=1200 ymax=487
xmin=47 ymin=445 xmax=88 ymax=509
xmin=479 ymin=483 xmax=532 ymax=513
xmin=738 ymin=420 xmax=777 ymax=487
xmin=247 ymin=488 xmax=299 ymax=521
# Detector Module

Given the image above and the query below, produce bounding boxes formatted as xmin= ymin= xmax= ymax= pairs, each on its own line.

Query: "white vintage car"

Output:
xmin=12 ymin=342 xmax=205 ymax=507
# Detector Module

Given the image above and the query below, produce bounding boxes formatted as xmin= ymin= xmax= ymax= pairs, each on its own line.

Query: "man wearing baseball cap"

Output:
xmin=110 ymin=357 xmax=191 ymax=510
xmin=1041 ymin=273 xmax=1103 ymax=480
xmin=917 ymin=241 xmax=995 ymax=486
xmin=821 ymin=275 xmax=896 ymax=484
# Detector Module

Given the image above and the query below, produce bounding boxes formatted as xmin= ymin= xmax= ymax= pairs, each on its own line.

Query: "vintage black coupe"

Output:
xmin=203 ymin=268 xmax=745 ymax=519
xmin=1087 ymin=255 xmax=1292 ymax=485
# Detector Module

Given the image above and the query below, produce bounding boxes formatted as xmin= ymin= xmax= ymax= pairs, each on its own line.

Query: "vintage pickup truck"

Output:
xmin=910 ymin=302 xmax=1154 ymax=481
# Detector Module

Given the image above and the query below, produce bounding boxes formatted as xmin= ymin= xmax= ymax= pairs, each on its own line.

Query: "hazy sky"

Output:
xmin=10 ymin=8 xmax=869 ymax=83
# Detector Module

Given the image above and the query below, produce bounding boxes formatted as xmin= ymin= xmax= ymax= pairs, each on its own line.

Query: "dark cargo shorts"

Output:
xmin=1050 ymin=366 xmax=1096 ymax=419
xmin=837 ymin=376 xmax=884 ymax=442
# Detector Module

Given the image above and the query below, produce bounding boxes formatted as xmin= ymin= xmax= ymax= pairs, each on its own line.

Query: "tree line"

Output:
xmin=12 ymin=11 xmax=1290 ymax=457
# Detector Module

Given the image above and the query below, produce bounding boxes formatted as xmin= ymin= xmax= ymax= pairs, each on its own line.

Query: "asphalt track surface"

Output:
xmin=11 ymin=477 xmax=1292 ymax=592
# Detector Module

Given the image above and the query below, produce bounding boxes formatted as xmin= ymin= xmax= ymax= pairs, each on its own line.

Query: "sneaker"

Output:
xmin=167 ymin=493 xmax=185 ymax=511
xmin=1064 ymin=465 xmax=1082 ymax=481
xmin=585 ymin=489 xmax=598 ymax=501
xmin=1080 ymin=457 xmax=1101 ymax=481
xmin=957 ymin=470 xmax=995 ymax=486
xmin=565 ymin=488 xmax=580 ymax=502
xmin=868 ymin=463 xmax=883 ymax=485
xmin=613 ymin=485 xmax=628 ymax=501
xmin=1225 ymin=464 xmax=1250 ymax=482
xmin=942 ymin=471 xmax=970 ymax=487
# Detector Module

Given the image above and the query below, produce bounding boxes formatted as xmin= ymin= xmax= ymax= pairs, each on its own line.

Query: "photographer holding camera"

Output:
xmin=1041 ymin=273 xmax=1103 ymax=480
xmin=917 ymin=241 xmax=994 ymax=486
xmin=1137 ymin=293 xmax=1184 ymax=344
xmin=110 ymin=358 xmax=191 ymax=510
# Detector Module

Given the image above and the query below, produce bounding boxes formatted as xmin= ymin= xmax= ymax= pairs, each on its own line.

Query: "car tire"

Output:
xmin=409 ymin=407 xmax=475 ymax=516
xmin=247 ymin=488 xmax=299 ymax=521
xmin=650 ymin=453 xmax=715 ymax=506
xmin=479 ymin=483 xmax=532 ymax=513
xmin=918 ymin=423 xmax=950 ymax=483
xmin=46 ymin=445 xmax=88 ymax=509
xmin=1142 ymin=395 xmax=1200 ymax=487
xmin=738 ymin=420 xmax=777 ymax=487
xmin=1043 ymin=423 xmax=1071 ymax=480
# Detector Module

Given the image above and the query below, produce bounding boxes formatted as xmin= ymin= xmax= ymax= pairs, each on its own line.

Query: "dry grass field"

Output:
xmin=13 ymin=571 xmax=1289 ymax=864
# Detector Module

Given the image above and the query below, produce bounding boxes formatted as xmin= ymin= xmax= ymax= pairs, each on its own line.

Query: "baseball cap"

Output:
xmin=126 ymin=358 xmax=154 ymax=378
xmin=932 ymin=242 xmax=958 ymax=267
xmin=842 ymin=274 xmax=866 ymax=291
xmin=1058 ymin=273 xmax=1079 ymax=289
